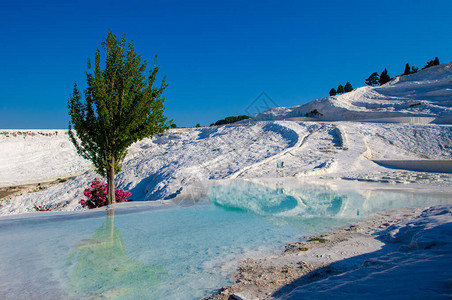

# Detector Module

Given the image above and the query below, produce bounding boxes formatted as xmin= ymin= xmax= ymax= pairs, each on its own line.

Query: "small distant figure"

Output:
xmin=357 ymin=209 xmax=360 ymax=216
xmin=276 ymin=161 xmax=285 ymax=177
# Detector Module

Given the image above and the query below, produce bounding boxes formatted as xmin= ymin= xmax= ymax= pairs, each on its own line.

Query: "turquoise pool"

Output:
xmin=0 ymin=180 xmax=450 ymax=299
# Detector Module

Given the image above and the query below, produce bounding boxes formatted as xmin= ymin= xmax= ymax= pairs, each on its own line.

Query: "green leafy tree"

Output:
xmin=68 ymin=31 xmax=169 ymax=206
xmin=379 ymin=68 xmax=391 ymax=85
xmin=337 ymin=84 xmax=345 ymax=94
xmin=195 ymin=123 xmax=201 ymax=127
xmin=365 ymin=72 xmax=379 ymax=86
xmin=329 ymin=88 xmax=337 ymax=96
xmin=344 ymin=81 xmax=353 ymax=92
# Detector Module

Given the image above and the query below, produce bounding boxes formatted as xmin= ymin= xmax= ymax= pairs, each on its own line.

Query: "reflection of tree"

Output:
xmin=67 ymin=207 xmax=164 ymax=299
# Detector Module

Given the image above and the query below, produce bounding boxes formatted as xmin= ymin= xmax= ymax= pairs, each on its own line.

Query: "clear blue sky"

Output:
xmin=1 ymin=0 xmax=451 ymax=128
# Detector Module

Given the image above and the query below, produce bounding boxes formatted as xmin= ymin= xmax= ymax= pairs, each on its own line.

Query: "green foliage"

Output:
xmin=68 ymin=31 xmax=169 ymax=179
xmin=170 ymin=123 xmax=177 ymax=128
xmin=195 ymin=123 xmax=201 ymax=127
xmin=344 ymin=81 xmax=353 ymax=92
xmin=337 ymin=84 xmax=344 ymax=94
xmin=365 ymin=72 xmax=379 ymax=86
xmin=329 ymin=88 xmax=337 ymax=96
xmin=379 ymin=68 xmax=391 ymax=85
xmin=213 ymin=115 xmax=250 ymax=126
xmin=309 ymin=237 xmax=327 ymax=243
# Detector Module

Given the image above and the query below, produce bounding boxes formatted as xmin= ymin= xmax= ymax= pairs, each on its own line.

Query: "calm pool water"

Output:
xmin=0 ymin=180 xmax=450 ymax=299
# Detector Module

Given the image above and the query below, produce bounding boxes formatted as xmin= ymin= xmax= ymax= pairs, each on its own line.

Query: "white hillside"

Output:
xmin=0 ymin=63 xmax=451 ymax=215
xmin=0 ymin=130 xmax=91 ymax=187
xmin=1 ymin=121 xmax=451 ymax=215
xmin=252 ymin=63 xmax=452 ymax=123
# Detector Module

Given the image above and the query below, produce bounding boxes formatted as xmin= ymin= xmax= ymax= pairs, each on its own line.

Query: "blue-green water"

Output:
xmin=0 ymin=180 xmax=450 ymax=299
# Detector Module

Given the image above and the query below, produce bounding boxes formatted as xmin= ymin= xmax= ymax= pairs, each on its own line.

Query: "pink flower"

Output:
xmin=80 ymin=180 xmax=131 ymax=209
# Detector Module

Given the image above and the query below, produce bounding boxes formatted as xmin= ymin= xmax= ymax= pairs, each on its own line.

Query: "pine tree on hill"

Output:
xmin=337 ymin=84 xmax=345 ymax=94
xmin=329 ymin=88 xmax=337 ymax=96
xmin=422 ymin=57 xmax=440 ymax=70
xmin=411 ymin=66 xmax=419 ymax=74
xmin=403 ymin=63 xmax=411 ymax=75
xmin=365 ymin=72 xmax=379 ymax=86
xmin=434 ymin=57 xmax=440 ymax=65
xmin=344 ymin=81 xmax=353 ymax=92
xmin=379 ymin=68 xmax=391 ymax=85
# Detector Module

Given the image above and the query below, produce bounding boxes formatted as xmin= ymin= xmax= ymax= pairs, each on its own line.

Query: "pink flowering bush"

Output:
xmin=79 ymin=179 xmax=131 ymax=209
xmin=34 ymin=205 xmax=51 ymax=211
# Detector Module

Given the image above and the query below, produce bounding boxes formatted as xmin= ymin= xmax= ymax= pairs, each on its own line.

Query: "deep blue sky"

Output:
xmin=1 ymin=0 xmax=451 ymax=128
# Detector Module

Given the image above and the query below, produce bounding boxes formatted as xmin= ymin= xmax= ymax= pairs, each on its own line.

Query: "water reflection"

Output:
xmin=209 ymin=179 xmax=451 ymax=219
xmin=67 ymin=207 xmax=164 ymax=299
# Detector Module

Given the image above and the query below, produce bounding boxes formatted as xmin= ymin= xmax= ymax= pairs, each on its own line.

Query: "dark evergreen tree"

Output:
xmin=170 ymin=124 xmax=177 ymax=128
xmin=337 ymin=84 xmax=345 ymax=94
xmin=305 ymin=109 xmax=323 ymax=118
xmin=68 ymin=32 xmax=169 ymax=206
xmin=344 ymin=81 xmax=353 ymax=92
xmin=214 ymin=115 xmax=250 ymax=126
xmin=422 ymin=57 xmax=439 ymax=70
xmin=329 ymin=88 xmax=337 ymax=96
xmin=379 ymin=68 xmax=391 ymax=85
xmin=365 ymin=72 xmax=379 ymax=86
xmin=411 ymin=66 xmax=419 ymax=73
xmin=195 ymin=123 xmax=201 ymax=127
xmin=403 ymin=63 xmax=411 ymax=75
xmin=434 ymin=57 xmax=440 ymax=65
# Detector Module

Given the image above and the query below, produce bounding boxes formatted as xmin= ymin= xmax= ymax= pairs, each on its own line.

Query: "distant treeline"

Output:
xmin=329 ymin=81 xmax=353 ymax=96
xmin=328 ymin=56 xmax=441 ymax=96
xmin=210 ymin=115 xmax=250 ymax=126
xmin=364 ymin=56 xmax=440 ymax=87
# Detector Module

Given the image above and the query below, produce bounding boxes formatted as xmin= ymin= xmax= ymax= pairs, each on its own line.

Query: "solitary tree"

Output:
xmin=329 ymin=88 xmax=337 ymax=96
xmin=365 ymin=72 xmax=379 ymax=86
xmin=344 ymin=81 xmax=353 ymax=92
xmin=337 ymin=84 xmax=345 ymax=94
xmin=68 ymin=31 xmax=169 ymax=206
xmin=403 ymin=63 xmax=411 ymax=75
xmin=195 ymin=123 xmax=201 ymax=127
xmin=434 ymin=57 xmax=440 ymax=65
xmin=379 ymin=68 xmax=391 ymax=85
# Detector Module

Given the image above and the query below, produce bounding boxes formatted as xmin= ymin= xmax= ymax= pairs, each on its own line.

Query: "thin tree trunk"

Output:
xmin=107 ymin=156 xmax=115 ymax=206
